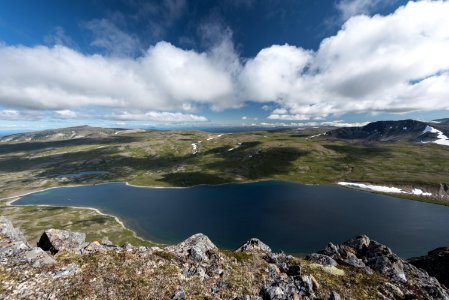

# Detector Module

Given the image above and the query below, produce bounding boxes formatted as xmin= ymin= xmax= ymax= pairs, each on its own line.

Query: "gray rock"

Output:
xmin=167 ymin=233 xmax=217 ymax=262
xmin=170 ymin=288 xmax=186 ymax=300
xmin=341 ymin=252 xmax=366 ymax=268
xmin=320 ymin=235 xmax=449 ymax=299
xmin=24 ymin=247 xmax=56 ymax=267
xmin=0 ymin=217 xmax=55 ymax=268
xmin=329 ymin=291 xmax=341 ymax=300
xmin=306 ymin=253 xmax=338 ymax=267
xmin=343 ymin=235 xmax=370 ymax=251
xmin=234 ymin=296 xmax=263 ymax=300
xmin=261 ymin=286 xmax=285 ymax=300
xmin=367 ymin=255 xmax=406 ymax=283
xmin=409 ymin=246 xmax=449 ymax=288
xmin=37 ymin=229 xmax=86 ymax=254
xmin=236 ymin=238 xmax=272 ymax=254
xmin=319 ymin=242 xmax=340 ymax=258
xmin=0 ymin=216 xmax=28 ymax=245
xmin=53 ymin=263 xmax=79 ymax=279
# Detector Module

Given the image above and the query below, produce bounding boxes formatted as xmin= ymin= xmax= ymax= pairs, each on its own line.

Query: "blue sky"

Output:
xmin=0 ymin=0 xmax=449 ymax=130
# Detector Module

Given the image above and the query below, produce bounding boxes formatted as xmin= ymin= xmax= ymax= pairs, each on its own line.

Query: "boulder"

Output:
xmin=166 ymin=233 xmax=217 ymax=262
xmin=0 ymin=216 xmax=28 ymax=245
xmin=342 ymin=235 xmax=370 ymax=251
xmin=236 ymin=238 xmax=272 ymax=254
xmin=37 ymin=229 xmax=86 ymax=254
xmin=409 ymin=247 xmax=449 ymax=288
xmin=319 ymin=235 xmax=449 ymax=299
xmin=305 ymin=253 xmax=337 ymax=267
xmin=0 ymin=217 xmax=55 ymax=267
xmin=24 ymin=247 xmax=56 ymax=267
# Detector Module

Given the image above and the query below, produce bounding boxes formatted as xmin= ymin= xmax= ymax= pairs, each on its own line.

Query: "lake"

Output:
xmin=14 ymin=181 xmax=449 ymax=258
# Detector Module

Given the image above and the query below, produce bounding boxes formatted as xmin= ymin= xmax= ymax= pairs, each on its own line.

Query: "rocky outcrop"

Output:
xmin=319 ymin=235 xmax=449 ymax=299
xmin=37 ymin=228 xmax=86 ymax=254
xmin=236 ymin=238 xmax=272 ymax=253
xmin=166 ymin=233 xmax=218 ymax=262
xmin=305 ymin=253 xmax=338 ymax=267
xmin=438 ymin=183 xmax=449 ymax=200
xmin=409 ymin=247 xmax=449 ymax=288
xmin=2 ymin=217 xmax=449 ymax=299
xmin=0 ymin=216 xmax=55 ymax=268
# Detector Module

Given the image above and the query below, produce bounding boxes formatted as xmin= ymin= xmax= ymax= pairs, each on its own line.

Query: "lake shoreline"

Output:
xmin=2 ymin=183 xmax=156 ymax=246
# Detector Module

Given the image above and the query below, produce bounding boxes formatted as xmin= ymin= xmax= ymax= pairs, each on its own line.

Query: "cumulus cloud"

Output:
xmin=336 ymin=0 xmax=392 ymax=20
xmin=1 ymin=1 xmax=449 ymax=122
xmin=262 ymin=0 xmax=449 ymax=120
xmin=0 ymin=41 xmax=235 ymax=112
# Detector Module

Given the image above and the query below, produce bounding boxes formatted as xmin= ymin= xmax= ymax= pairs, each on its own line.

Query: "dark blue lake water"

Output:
xmin=14 ymin=181 xmax=449 ymax=258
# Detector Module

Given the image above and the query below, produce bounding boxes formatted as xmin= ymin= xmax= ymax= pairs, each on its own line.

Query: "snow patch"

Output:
xmin=338 ymin=182 xmax=432 ymax=196
xmin=228 ymin=143 xmax=242 ymax=152
xmin=422 ymin=126 xmax=449 ymax=146
xmin=206 ymin=134 xmax=223 ymax=141
xmin=338 ymin=182 xmax=404 ymax=193
xmin=191 ymin=143 xmax=198 ymax=154
xmin=411 ymin=188 xmax=432 ymax=196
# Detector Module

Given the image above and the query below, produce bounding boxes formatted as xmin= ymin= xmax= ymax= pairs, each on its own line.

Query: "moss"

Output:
xmin=221 ymin=250 xmax=253 ymax=263
xmin=154 ymin=251 xmax=176 ymax=261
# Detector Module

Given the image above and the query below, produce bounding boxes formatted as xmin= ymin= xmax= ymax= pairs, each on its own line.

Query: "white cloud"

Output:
xmin=1 ymin=1 xmax=449 ymax=122
xmin=54 ymin=110 xmax=78 ymax=119
xmin=84 ymin=19 xmax=141 ymax=56
xmin=0 ymin=40 xmax=236 ymax=113
xmin=239 ymin=44 xmax=311 ymax=102
xmin=259 ymin=0 xmax=449 ymax=120
xmin=336 ymin=0 xmax=391 ymax=20
xmin=0 ymin=109 xmax=40 ymax=120
xmin=109 ymin=111 xmax=208 ymax=122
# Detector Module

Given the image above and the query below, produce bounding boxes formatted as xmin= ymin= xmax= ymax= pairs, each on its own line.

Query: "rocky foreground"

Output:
xmin=1 ymin=216 xmax=448 ymax=299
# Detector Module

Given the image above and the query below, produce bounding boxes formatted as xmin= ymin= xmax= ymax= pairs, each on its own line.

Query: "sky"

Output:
xmin=1 ymin=0 xmax=449 ymax=130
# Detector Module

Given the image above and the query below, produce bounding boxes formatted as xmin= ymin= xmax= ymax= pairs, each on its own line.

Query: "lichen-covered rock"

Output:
xmin=236 ymin=238 xmax=272 ymax=254
xmin=319 ymin=235 xmax=449 ymax=299
xmin=305 ymin=253 xmax=337 ymax=267
xmin=166 ymin=233 xmax=218 ymax=261
xmin=37 ymin=228 xmax=86 ymax=254
xmin=2 ymin=218 xmax=449 ymax=300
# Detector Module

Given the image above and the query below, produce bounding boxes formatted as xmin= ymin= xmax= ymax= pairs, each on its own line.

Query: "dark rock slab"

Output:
xmin=37 ymin=228 xmax=86 ymax=254
xmin=409 ymin=247 xmax=449 ymax=288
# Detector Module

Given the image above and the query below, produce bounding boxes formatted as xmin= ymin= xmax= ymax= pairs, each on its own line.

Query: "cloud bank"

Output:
xmin=1 ymin=1 xmax=449 ymax=122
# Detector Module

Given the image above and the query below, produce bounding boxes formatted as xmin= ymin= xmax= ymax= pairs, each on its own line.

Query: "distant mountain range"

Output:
xmin=326 ymin=119 xmax=449 ymax=144
xmin=0 ymin=125 xmax=144 ymax=143
xmin=2 ymin=119 xmax=449 ymax=145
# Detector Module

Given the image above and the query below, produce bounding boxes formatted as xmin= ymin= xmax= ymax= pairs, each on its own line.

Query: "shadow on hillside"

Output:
xmin=157 ymin=172 xmax=230 ymax=187
xmin=322 ymin=144 xmax=392 ymax=164
xmin=205 ymin=143 xmax=309 ymax=180
xmin=0 ymin=136 xmax=142 ymax=155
